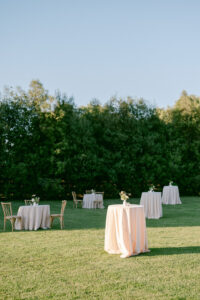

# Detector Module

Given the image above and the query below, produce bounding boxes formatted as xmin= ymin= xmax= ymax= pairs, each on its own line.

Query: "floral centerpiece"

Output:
xmin=169 ymin=181 xmax=173 ymax=186
xmin=91 ymin=189 xmax=95 ymax=194
xmin=119 ymin=191 xmax=130 ymax=206
xmin=149 ymin=184 xmax=155 ymax=192
xmin=31 ymin=194 xmax=40 ymax=206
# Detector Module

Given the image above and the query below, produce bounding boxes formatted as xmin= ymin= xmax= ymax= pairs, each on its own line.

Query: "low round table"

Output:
xmin=104 ymin=204 xmax=149 ymax=258
xmin=82 ymin=193 xmax=104 ymax=209
xmin=140 ymin=191 xmax=162 ymax=219
xmin=15 ymin=205 xmax=50 ymax=230
xmin=162 ymin=186 xmax=181 ymax=205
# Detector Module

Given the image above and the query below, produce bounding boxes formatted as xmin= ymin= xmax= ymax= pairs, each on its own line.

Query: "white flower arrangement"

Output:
xmin=119 ymin=191 xmax=129 ymax=201
xmin=169 ymin=181 xmax=173 ymax=186
xmin=149 ymin=184 xmax=155 ymax=192
xmin=31 ymin=194 xmax=40 ymax=205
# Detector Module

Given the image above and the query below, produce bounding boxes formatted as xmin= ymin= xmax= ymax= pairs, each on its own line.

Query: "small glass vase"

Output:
xmin=123 ymin=200 xmax=127 ymax=207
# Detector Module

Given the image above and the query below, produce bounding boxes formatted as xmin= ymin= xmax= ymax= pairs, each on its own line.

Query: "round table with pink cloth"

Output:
xmin=104 ymin=204 xmax=149 ymax=258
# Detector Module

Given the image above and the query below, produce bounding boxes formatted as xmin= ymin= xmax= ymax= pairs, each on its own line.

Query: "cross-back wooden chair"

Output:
xmin=1 ymin=202 xmax=22 ymax=231
xmin=24 ymin=199 xmax=33 ymax=205
xmin=72 ymin=192 xmax=83 ymax=208
xmin=50 ymin=200 xmax=67 ymax=229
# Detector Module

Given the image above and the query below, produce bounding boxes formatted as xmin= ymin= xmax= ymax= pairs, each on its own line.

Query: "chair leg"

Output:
xmin=50 ymin=216 xmax=53 ymax=228
xmin=13 ymin=217 xmax=17 ymax=231
xmin=10 ymin=219 xmax=14 ymax=232
xmin=60 ymin=217 xmax=63 ymax=229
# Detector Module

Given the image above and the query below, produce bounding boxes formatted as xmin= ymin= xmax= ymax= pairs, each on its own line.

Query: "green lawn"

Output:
xmin=1 ymin=197 xmax=200 ymax=299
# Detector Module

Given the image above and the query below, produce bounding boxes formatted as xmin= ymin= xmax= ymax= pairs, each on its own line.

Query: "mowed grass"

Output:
xmin=1 ymin=197 xmax=200 ymax=299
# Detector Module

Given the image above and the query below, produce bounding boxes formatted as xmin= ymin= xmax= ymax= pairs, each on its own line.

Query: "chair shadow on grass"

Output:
xmin=142 ymin=246 xmax=200 ymax=256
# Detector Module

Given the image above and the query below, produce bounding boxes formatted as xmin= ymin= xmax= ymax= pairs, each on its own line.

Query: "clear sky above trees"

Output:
xmin=1 ymin=0 xmax=200 ymax=108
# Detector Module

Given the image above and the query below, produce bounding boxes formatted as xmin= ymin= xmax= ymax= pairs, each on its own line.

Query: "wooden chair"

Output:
xmin=24 ymin=199 xmax=33 ymax=205
xmin=50 ymin=200 xmax=67 ymax=229
xmin=72 ymin=192 xmax=83 ymax=208
xmin=1 ymin=202 xmax=22 ymax=231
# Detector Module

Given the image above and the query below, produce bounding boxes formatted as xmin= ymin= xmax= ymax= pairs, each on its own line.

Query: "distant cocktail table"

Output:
xmin=162 ymin=186 xmax=181 ymax=205
xmin=140 ymin=191 xmax=162 ymax=219
xmin=83 ymin=193 xmax=104 ymax=209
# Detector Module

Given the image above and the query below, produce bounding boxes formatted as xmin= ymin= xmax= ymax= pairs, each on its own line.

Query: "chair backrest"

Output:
xmin=24 ymin=199 xmax=32 ymax=206
xmin=1 ymin=202 xmax=12 ymax=217
xmin=61 ymin=200 xmax=67 ymax=215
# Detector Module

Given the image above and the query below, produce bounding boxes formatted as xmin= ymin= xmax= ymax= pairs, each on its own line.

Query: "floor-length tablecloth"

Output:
xmin=162 ymin=186 xmax=182 ymax=205
xmin=15 ymin=205 xmax=50 ymax=230
xmin=140 ymin=192 xmax=162 ymax=219
xmin=83 ymin=193 xmax=104 ymax=209
xmin=104 ymin=204 xmax=149 ymax=258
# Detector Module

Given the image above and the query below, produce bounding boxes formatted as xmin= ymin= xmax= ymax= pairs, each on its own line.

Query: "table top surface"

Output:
xmin=108 ymin=204 xmax=143 ymax=209
xmin=20 ymin=204 xmax=50 ymax=209
xmin=142 ymin=191 xmax=161 ymax=194
xmin=163 ymin=185 xmax=178 ymax=188
xmin=84 ymin=193 xmax=95 ymax=196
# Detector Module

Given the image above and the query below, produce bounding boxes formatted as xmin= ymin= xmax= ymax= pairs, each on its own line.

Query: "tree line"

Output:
xmin=1 ymin=81 xmax=200 ymax=200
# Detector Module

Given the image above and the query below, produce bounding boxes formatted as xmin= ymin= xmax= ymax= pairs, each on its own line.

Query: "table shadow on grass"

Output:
xmin=142 ymin=246 xmax=200 ymax=256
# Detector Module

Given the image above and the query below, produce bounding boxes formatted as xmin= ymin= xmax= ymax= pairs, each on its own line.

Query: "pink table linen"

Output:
xmin=104 ymin=204 xmax=149 ymax=258
xmin=140 ymin=191 xmax=162 ymax=219
xmin=162 ymin=186 xmax=182 ymax=205
xmin=15 ymin=205 xmax=50 ymax=230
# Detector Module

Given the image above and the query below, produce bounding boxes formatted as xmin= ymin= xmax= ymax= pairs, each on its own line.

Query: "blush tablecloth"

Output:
xmin=140 ymin=192 xmax=162 ymax=219
xmin=83 ymin=193 xmax=104 ymax=209
xmin=104 ymin=204 xmax=149 ymax=258
xmin=15 ymin=205 xmax=50 ymax=230
xmin=162 ymin=186 xmax=182 ymax=205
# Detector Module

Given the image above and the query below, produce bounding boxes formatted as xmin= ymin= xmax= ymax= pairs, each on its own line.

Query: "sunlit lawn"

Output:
xmin=1 ymin=197 xmax=200 ymax=299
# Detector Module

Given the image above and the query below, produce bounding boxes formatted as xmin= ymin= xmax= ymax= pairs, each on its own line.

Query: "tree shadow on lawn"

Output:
xmin=143 ymin=246 xmax=200 ymax=256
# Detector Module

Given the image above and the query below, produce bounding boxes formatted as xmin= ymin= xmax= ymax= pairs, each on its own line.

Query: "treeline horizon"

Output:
xmin=1 ymin=80 xmax=200 ymax=200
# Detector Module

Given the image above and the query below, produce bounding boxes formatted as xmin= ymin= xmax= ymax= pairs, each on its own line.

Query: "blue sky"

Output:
xmin=0 ymin=0 xmax=200 ymax=107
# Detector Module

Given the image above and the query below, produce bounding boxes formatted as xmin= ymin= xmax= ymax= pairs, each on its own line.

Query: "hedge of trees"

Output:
xmin=1 ymin=80 xmax=200 ymax=200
